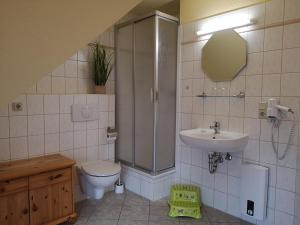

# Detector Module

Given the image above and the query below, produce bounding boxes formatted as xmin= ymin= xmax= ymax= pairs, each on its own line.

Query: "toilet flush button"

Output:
xmin=72 ymin=104 xmax=99 ymax=122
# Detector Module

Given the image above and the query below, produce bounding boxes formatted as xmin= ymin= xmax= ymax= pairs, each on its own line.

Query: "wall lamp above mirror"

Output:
xmin=196 ymin=13 xmax=255 ymax=37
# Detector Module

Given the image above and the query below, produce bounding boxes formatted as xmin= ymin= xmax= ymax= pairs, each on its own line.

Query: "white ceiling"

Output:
xmin=130 ymin=0 xmax=179 ymax=16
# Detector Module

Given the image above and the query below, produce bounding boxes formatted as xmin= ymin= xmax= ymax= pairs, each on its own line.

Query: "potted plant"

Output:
xmin=89 ymin=42 xmax=113 ymax=94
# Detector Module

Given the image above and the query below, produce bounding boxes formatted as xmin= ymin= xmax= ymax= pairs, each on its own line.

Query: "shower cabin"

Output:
xmin=115 ymin=11 xmax=178 ymax=175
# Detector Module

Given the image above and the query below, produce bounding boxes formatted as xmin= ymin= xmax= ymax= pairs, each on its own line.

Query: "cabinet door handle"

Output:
xmin=49 ymin=173 xmax=63 ymax=181
xmin=32 ymin=204 xmax=38 ymax=212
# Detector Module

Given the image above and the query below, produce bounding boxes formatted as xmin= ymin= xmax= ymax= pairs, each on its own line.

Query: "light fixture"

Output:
xmin=196 ymin=13 xmax=254 ymax=36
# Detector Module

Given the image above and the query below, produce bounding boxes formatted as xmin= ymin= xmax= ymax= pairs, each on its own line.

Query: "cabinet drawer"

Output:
xmin=0 ymin=177 xmax=28 ymax=197
xmin=29 ymin=168 xmax=71 ymax=189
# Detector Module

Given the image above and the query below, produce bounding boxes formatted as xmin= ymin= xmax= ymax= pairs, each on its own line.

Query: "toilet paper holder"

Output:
xmin=107 ymin=127 xmax=117 ymax=143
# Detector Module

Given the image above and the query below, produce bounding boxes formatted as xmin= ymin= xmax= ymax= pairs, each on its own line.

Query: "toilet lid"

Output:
xmin=81 ymin=160 xmax=121 ymax=177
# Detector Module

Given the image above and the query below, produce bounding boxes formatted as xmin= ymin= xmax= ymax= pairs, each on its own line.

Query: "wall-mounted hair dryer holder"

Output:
xmin=266 ymin=98 xmax=294 ymax=119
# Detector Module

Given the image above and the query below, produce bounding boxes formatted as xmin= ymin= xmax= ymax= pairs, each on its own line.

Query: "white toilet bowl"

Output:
xmin=78 ymin=160 xmax=121 ymax=199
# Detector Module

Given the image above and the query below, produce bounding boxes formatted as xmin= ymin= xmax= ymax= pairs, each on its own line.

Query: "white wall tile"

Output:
xmin=10 ymin=137 xmax=28 ymax=160
xmin=9 ymin=116 xmax=27 ymax=137
xmin=78 ymin=61 xmax=90 ymax=78
xmin=27 ymin=95 xmax=43 ymax=115
xmin=263 ymin=50 xmax=282 ymax=74
xmin=283 ymin=23 xmax=300 ymax=49
xmin=52 ymin=63 xmax=65 ymax=76
xmin=227 ymin=195 xmax=240 ymax=217
xmin=214 ymin=173 xmax=228 ymax=193
xmin=52 ymin=77 xmax=66 ymax=94
xmin=65 ymin=60 xmax=77 ymax=77
xmin=74 ymin=130 xmax=86 ymax=148
xmin=190 ymin=165 xmax=202 ymax=184
xmin=87 ymin=129 xmax=98 ymax=147
xmin=60 ymin=132 xmax=74 ymax=151
xmin=65 ymin=78 xmax=78 ymax=94
xmin=181 ymin=79 xmax=193 ymax=96
xmin=277 ymin=166 xmax=296 ymax=192
xmin=228 ymin=176 xmax=240 ymax=197
xmin=275 ymin=210 xmax=294 ymax=225
xmin=45 ymin=133 xmax=59 ymax=154
xmin=45 ymin=114 xmax=59 ymax=134
xmin=28 ymin=135 xmax=44 ymax=157
xmin=246 ymin=75 xmax=262 ymax=96
xmin=0 ymin=117 xmax=9 ymax=138
xmin=246 ymin=52 xmax=263 ymax=75
xmin=284 ymin=0 xmax=300 ymax=21
xmin=262 ymin=74 xmax=281 ymax=97
xmin=260 ymin=141 xmax=277 ymax=165
xmin=265 ymin=0 xmax=284 ymax=24
xmin=0 ymin=138 xmax=10 ymax=161
xmin=44 ymin=95 xmax=59 ymax=114
xmin=282 ymin=49 xmax=300 ymax=73
xmin=0 ymin=105 xmax=8 ymax=116
xmin=275 ymin=189 xmax=295 ymax=214
xmin=214 ymin=191 xmax=227 ymax=212
xmin=60 ymin=95 xmax=73 ymax=113
xmin=244 ymin=140 xmax=260 ymax=161
xmin=246 ymin=30 xmax=264 ymax=53
xmin=37 ymin=76 xmax=52 ymax=94
xmin=281 ymin=74 xmax=300 ymax=96
xmin=264 ymin=27 xmax=283 ymax=51
xmin=59 ymin=114 xmax=73 ymax=132
xmin=28 ymin=115 xmax=44 ymax=136
xmin=245 ymin=97 xmax=260 ymax=118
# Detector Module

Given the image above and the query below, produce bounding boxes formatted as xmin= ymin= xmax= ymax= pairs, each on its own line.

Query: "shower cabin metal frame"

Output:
xmin=115 ymin=11 xmax=178 ymax=175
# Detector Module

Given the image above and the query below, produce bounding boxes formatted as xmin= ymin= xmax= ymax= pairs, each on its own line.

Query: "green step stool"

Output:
xmin=168 ymin=184 xmax=201 ymax=219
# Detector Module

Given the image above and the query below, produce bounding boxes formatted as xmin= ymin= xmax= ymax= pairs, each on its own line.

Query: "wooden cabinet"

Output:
xmin=0 ymin=154 xmax=76 ymax=225
xmin=0 ymin=187 xmax=29 ymax=225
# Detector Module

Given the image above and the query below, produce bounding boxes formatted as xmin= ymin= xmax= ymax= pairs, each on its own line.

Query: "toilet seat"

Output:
xmin=81 ymin=160 xmax=121 ymax=177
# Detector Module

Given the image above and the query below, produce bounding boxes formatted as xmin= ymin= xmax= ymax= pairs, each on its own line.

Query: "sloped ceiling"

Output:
xmin=0 ymin=0 xmax=141 ymax=106
xmin=130 ymin=0 xmax=178 ymax=16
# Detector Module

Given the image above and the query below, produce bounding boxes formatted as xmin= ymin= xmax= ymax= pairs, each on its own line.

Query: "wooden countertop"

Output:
xmin=0 ymin=154 xmax=75 ymax=181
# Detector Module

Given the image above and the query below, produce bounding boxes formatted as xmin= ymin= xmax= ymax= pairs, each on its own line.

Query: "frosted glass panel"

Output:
xmin=155 ymin=18 xmax=177 ymax=171
xmin=116 ymin=25 xmax=134 ymax=164
xmin=134 ymin=17 xmax=155 ymax=171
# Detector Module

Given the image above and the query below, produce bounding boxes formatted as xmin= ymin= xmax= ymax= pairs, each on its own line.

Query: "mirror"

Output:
xmin=202 ymin=29 xmax=247 ymax=82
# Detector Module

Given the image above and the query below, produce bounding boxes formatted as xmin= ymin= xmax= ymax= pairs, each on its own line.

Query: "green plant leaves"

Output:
xmin=89 ymin=42 xmax=113 ymax=86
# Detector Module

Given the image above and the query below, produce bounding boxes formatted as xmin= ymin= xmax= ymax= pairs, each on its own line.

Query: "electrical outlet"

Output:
xmin=12 ymin=102 xmax=23 ymax=112
xmin=258 ymin=102 xmax=267 ymax=119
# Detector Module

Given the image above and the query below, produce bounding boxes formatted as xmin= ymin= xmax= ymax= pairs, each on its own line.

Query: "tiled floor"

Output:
xmin=65 ymin=191 xmax=253 ymax=225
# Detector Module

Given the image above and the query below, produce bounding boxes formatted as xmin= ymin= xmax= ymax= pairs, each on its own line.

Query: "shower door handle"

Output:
xmin=150 ymin=88 xmax=158 ymax=103
xmin=150 ymin=88 xmax=154 ymax=103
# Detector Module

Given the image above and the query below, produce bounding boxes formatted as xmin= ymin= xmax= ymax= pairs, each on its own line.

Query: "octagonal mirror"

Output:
xmin=202 ymin=29 xmax=247 ymax=82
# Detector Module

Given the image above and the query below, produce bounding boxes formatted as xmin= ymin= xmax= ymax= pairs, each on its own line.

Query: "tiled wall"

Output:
xmin=177 ymin=1 xmax=300 ymax=225
xmin=0 ymin=27 xmax=116 ymax=201
xmin=0 ymin=94 xmax=115 ymax=162
xmin=24 ymin=27 xmax=115 ymax=96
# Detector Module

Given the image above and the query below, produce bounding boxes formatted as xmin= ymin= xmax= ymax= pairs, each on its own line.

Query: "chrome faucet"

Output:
xmin=210 ymin=121 xmax=220 ymax=134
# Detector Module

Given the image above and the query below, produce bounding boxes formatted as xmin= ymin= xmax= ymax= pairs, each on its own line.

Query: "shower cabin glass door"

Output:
xmin=115 ymin=12 xmax=178 ymax=174
xmin=134 ymin=17 xmax=155 ymax=171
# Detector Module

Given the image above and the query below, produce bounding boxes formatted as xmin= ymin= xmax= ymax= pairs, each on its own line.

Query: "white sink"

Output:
xmin=179 ymin=128 xmax=248 ymax=153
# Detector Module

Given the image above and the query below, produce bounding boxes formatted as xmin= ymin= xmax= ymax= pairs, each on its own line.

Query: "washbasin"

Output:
xmin=179 ymin=128 xmax=248 ymax=153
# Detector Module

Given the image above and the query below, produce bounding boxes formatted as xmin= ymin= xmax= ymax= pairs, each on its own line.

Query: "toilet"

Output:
xmin=78 ymin=160 xmax=121 ymax=199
